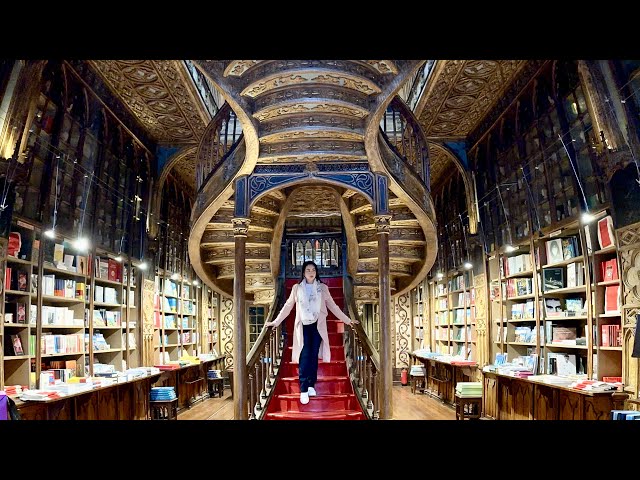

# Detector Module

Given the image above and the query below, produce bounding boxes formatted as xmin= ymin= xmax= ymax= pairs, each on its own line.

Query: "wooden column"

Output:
xmin=375 ymin=214 xmax=393 ymax=419
xmin=232 ymin=217 xmax=250 ymax=420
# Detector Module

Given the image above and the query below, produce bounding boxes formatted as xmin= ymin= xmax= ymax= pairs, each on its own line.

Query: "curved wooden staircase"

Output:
xmin=263 ymin=277 xmax=366 ymax=420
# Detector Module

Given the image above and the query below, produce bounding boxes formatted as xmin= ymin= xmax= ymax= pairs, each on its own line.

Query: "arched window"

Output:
xmin=322 ymin=240 xmax=330 ymax=267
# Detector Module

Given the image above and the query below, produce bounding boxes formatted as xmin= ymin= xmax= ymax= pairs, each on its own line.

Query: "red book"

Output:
xmin=601 ymin=325 xmax=610 ymax=347
xmin=604 ymin=285 xmax=620 ymax=313
xmin=108 ymin=259 xmax=118 ymax=282
xmin=604 ymin=258 xmax=618 ymax=281
xmin=4 ymin=267 xmax=11 ymax=290
xmin=597 ymin=216 xmax=615 ymax=249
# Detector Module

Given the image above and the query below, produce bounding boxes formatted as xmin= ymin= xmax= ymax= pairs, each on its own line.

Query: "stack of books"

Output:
xmin=455 ymin=382 xmax=482 ymax=397
xmin=208 ymin=369 xmax=223 ymax=379
xmin=150 ymin=386 xmax=177 ymax=401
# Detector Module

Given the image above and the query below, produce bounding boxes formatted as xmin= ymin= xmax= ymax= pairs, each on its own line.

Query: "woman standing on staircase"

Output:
xmin=265 ymin=261 xmax=358 ymax=405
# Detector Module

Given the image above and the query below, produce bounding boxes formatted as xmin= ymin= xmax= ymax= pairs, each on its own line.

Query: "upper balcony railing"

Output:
xmin=379 ymin=96 xmax=430 ymax=190
xmin=196 ymin=102 xmax=243 ymax=192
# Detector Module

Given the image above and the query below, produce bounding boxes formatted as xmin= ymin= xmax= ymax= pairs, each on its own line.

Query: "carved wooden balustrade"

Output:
xmin=380 ymin=96 xmax=430 ymax=189
xmin=343 ymin=275 xmax=381 ymax=419
xmin=196 ymin=102 xmax=243 ymax=192
xmin=246 ymin=279 xmax=285 ymax=419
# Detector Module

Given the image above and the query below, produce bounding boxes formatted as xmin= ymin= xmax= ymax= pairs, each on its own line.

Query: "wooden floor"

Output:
xmin=178 ymin=385 xmax=456 ymax=420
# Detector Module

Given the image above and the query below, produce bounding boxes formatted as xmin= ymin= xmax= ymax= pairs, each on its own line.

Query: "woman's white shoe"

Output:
xmin=300 ymin=392 xmax=310 ymax=404
xmin=307 ymin=387 xmax=317 ymax=397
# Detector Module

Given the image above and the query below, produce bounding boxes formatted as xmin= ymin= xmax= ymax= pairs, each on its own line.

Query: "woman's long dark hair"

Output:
xmin=300 ymin=260 xmax=323 ymax=283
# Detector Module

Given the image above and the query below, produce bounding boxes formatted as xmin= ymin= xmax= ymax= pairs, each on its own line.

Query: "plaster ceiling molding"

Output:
xmin=287 ymin=186 xmax=342 ymax=218
xmin=418 ymin=60 xmax=527 ymax=137
xmin=89 ymin=60 xmax=209 ymax=144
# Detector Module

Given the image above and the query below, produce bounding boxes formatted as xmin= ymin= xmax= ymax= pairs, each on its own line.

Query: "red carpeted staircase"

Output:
xmin=263 ymin=277 xmax=366 ymax=420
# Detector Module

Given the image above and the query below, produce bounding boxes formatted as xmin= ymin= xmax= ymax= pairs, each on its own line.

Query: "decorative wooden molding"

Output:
xmin=395 ymin=293 xmax=411 ymax=368
xmin=253 ymin=100 xmax=369 ymax=122
xmin=418 ymin=60 xmax=528 ymax=138
xmin=374 ymin=214 xmax=393 ymax=234
xmin=221 ymin=296 xmax=234 ymax=369
xmin=224 ymin=60 xmax=262 ymax=77
xmin=361 ymin=61 xmax=398 ymax=75
xmin=231 ymin=217 xmax=251 ymax=237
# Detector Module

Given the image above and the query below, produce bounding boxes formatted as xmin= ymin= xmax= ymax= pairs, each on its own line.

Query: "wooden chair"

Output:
xmin=207 ymin=376 xmax=225 ymax=398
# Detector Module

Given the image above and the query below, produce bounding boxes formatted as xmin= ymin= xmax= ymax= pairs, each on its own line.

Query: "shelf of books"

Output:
xmin=0 ymin=217 xmax=141 ymax=390
xmin=201 ymin=284 xmax=219 ymax=356
xmin=487 ymin=209 xmax=623 ymax=383
xmin=489 ymin=241 xmax=539 ymax=368
xmin=152 ymin=226 xmax=201 ymax=365
xmin=411 ymin=279 xmax=427 ymax=351
xmin=430 ymin=269 xmax=476 ymax=360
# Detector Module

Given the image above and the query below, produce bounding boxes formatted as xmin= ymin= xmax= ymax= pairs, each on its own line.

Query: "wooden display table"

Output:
xmin=13 ymin=373 xmax=161 ymax=420
xmin=482 ymin=371 xmax=629 ymax=420
xmin=409 ymin=353 xmax=478 ymax=406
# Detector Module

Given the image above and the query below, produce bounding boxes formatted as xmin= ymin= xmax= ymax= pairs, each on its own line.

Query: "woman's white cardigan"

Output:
xmin=270 ymin=282 xmax=352 ymax=363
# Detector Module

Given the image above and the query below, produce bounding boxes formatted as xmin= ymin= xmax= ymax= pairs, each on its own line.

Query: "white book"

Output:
xmin=566 ymin=263 xmax=577 ymax=288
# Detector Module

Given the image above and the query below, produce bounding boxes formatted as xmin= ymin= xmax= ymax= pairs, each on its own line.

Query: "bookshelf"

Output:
xmin=201 ymin=285 xmax=219 ymax=356
xmin=588 ymin=212 xmax=622 ymax=383
xmin=485 ymin=209 xmax=624 ymax=382
xmin=411 ymin=279 xmax=427 ymax=351
xmin=152 ymin=224 xmax=202 ymax=365
xmin=0 ymin=216 xmax=141 ymax=389
xmin=429 ymin=269 xmax=476 ymax=360
xmin=489 ymin=240 xmax=539 ymax=368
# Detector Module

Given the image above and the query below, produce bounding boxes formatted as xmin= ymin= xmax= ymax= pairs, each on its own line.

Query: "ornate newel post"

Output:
xmin=232 ymin=216 xmax=250 ymax=419
xmin=375 ymin=213 xmax=393 ymax=419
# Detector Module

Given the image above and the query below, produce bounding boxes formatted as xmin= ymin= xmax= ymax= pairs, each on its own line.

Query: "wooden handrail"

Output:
xmin=379 ymin=96 xmax=430 ymax=189
xmin=245 ymin=278 xmax=285 ymax=419
xmin=196 ymin=102 xmax=243 ymax=192
xmin=343 ymin=275 xmax=380 ymax=419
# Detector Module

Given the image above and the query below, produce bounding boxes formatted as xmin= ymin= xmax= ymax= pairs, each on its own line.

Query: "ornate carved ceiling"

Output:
xmin=91 ymin=59 xmax=529 ymax=194
xmin=89 ymin=60 xmax=210 ymax=188
xmin=417 ymin=60 xmax=528 ymax=189
xmin=418 ymin=60 xmax=527 ymax=139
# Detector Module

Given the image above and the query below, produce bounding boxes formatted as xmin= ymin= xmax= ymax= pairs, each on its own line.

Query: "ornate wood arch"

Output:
xmin=427 ymin=141 xmax=478 ymax=234
xmin=149 ymin=145 xmax=197 ymax=239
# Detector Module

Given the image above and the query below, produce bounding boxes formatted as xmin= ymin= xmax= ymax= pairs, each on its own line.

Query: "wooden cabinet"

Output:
xmin=483 ymin=371 xmax=627 ymax=420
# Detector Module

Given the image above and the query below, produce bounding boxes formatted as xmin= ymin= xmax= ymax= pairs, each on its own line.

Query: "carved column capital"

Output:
xmin=374 ymin=214 xmax=393 ymax=234
xmin=232 ymin=217 xmax=251 ymax=237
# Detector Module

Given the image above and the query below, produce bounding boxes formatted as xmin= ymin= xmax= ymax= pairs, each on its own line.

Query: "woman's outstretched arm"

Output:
xmin=265 ymin=284 xmax=298 ymax=327
xmin=323 ymin=284 xmax=359 ymax=325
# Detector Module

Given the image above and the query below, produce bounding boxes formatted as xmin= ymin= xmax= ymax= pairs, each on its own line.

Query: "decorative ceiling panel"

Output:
xmin=287 ymin=186 xmax=342 ymax=217
xmin=89 ymin=60 xmax=208 ymax=144
xmin=419 ymin=60 xmax=527 ymax=138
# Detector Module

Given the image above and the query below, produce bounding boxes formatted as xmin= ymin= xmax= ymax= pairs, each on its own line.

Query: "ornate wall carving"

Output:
xmin=221 ymin=296 xmax=234 ymax=368
xmin=617 ymin=221 xmax=640 ymax=395
xmin=395 ymin=293 xmax=411 ymax=368
xmin=473 ymin=272 xmax=488 ymax=373
xmin=142 ymin=279 xmax=155 ymax=367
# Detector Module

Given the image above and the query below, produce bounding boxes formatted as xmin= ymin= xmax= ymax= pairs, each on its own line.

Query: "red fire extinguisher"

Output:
xmin=401 ymin=368 xmax=408 ymax=386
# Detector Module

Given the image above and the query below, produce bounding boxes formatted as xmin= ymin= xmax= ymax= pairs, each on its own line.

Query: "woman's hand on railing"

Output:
xmin=264 ymin=321 xmax=276 ymax=328
xmin=349 ymin=319 xmax=360 ymax=326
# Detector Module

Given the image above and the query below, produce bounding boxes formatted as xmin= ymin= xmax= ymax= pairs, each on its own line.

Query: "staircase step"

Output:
xmin=265 ymin=410 xmax=366 ymax=420
xmin=279 ymin=360 xmax=348 ymax=377
xmin=274 ymin=376 xmax=353 ymax=395
xmin=283 ymin=345 xmax=344 ymax=362
xmin=269 ymin=393 xmax=360 ymax=412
